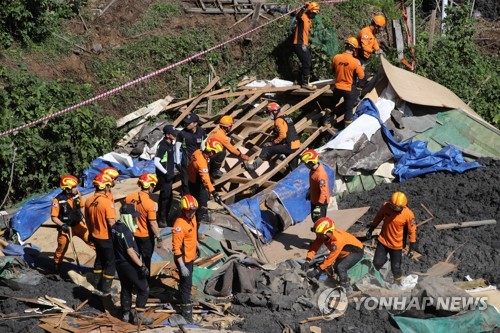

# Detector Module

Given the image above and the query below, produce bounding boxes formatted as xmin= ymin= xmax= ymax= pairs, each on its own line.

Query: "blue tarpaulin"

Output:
xmin=356 ymin=99 xmax=481 ymax=182
xmin=12 ymin=157 xmax=155 ymax=241
xmin=228 ymin=163 xmax=335 ymax=243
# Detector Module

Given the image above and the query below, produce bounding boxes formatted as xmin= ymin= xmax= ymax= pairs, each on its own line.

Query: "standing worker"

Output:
xmin=111 ymin=204 xmax=154 ymax=325
xmin=303 ymin=217 xmax=364 ymax=294
xmin=187 ymin=137 xmax=224 ymax=223
xmin=208 ymin=115 xmax=249 ymax=179
xmin=324 ymin=37 xmax=365 ymax=129
xmin=301 ymin=150 xmax=330 ymax=223
xmin=172 ymin=194 xmax=199 ymax=323
xmin=245 ymin=103 xmax=300 ymax=172
xmin=51 ymin=175 xmax=93 ymax=273
xmin=85 ymin=173 xmax=117 ymax=294
xmin=101 ymin=167 xmax=120 ymax=202
xmin=366 ymin=192 xmax=417 ymax=285
xmin=154 ymin=125 xmax=179 ymax=227
xmin=176 ymin=114 xmax=206 ymax=195
xmin=125 ymin=173 xmax=162 ymax=275
xmin=357 ymin=15 xmax=386 ymax=64
xmin=292 ymin=2 xmax=320 ymax=90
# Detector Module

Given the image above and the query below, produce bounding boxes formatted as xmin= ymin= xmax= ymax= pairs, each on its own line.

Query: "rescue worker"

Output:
xmin=292 ymin=2 xmax=320 ymax=90
xmin=357 ymin=15 xmax=386 ymax=64
xmin=172 ymin=194 xmax=199 ymax=323
xmin=303 ymin=217 xmax=364 ymax=294
xmin=125 ymin=173 xmax=162 ymax=275
xmin=245 ymin=102 xmax=300 ymax=171
xmin=176 ymin=113 xmax=206 ymax=195
xmin=154 ymin=124 xmax=179 ymax=227
xmin=111 ymin=204 xmax=153 ymax=325
xmin=51 ymin=175 xmax=93 ymax=273
xmin=301 ymin=150 xmax=330 ymax=223
xmin=366 ymin=192 xmax=417 ymax=284
xmin=324 ymin=37 xmax=365 ymax=129
xmin=85 ymin=173 xmax=117 ymax=294
xmin=187 ymin=137 xmax=224 ymax=223
xmin=207 ymin=115 xmax=249 ymax=179
xmin=101 ymin=167 xmax=119 ymax=202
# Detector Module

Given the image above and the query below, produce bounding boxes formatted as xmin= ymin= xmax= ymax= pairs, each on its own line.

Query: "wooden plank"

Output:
xmin=164 ymin=87 xmax=229 ymax=112
xmin=393 ymin=19 xmax=405 ymax=61
xmin=429 ymin=9 xmax=437 ymax=50
xmin=434 ymin=219 xmax=496 ymax=231
xmin=194 ymin=252 xmax=225 ymax=267
xmin=116 ymin=123 xmax=146 ymax=147
xmin=228 ymin=176 xmax=275 ymax=187
xmin=185 ymin=8 xmax=254 ymax=14
xmin=116 ymin=97 xmax=172 ymax=127
xmin=209 ymin=85 xmax=301 ymax=100
xmin=173 ymin=77 xmax=220 ymax=126
xmin=201 ymin=95 xmax=246 ymax=129
xmin=236 ymin=76 xmax=257 ymax=87
xmin=231 ymin=100 xmax=267 ymax=131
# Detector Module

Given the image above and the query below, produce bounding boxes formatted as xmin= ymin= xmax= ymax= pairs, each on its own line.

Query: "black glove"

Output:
xmin=140 ymin=264 xmax=150 ymax=278
xmin=365 ymin=226 xmax=375 ymax=240
xmin=302 ymin=259 xmax=311 ymax=272
xmin=306 ymin=267 xmax=321 ymax=279
xmin=60 ymin=224 xmax=70 ymax=233
xmin=211 ymin=191 xmax=222 ymax=205
xmin=408 ymin=242 xmax=417 ymax=257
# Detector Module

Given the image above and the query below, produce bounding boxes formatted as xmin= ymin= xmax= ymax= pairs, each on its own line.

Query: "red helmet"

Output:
xmin=219 ymin=115 xmax=233 ymax=128
xmin=101 ymin=167 xmax=119 ymax=180
xmin=267 ymin=102 xmax=281 ymax=114
xmin=205 ymin=137 xmax=224 ymax=154
xmin=137 ymin=173 xmax=158 ymax=189
xmin=93 ymin=173 xmax=113 ymax=190
xmin=301 ymin=149 xmax=319 ymax=165
xmin=314 ymin=217 xmax=335 ymax=235
xmin=180 ymin=194 xmax=199 ymax=211
xmin=60 ymin=175 xmax=78 ymax=190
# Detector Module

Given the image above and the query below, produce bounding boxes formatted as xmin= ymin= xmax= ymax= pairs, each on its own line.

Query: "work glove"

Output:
xmin=180 ymin=265 xmax=190 ymax=278
xmin=302 ymin=259 xmax=311 ymax=272
xmin=155 ymin=236 xmax=163 ymax=248
xmin=60 ymin=224 xmax=70 ymax=234
xmin=140 ymin=264 xmax=150 ymax=278
xmin=365 ymin=226 xmax=375 ymax=240
xmin=263 ymin=141 xmax=273 ymax=147
xmin=306 ymin=267 xmax=321 ymax=279
xmin=240 ymin=153 xmax=249 ymax=160
xmin=211 ymin=191 xmax=222 ymax=205
xmin=301 ymin=44 xmax=307 ymax=52
xmin=408 ymin=242 xmax=417 ymax=257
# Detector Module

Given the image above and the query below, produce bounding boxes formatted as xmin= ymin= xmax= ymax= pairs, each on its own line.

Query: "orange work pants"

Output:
xmin=54 ymin=221 xmax=94 ymax=265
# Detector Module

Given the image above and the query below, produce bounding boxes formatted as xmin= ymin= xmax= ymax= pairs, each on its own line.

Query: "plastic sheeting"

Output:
xmin=356 ymin=99 xmax=481 ymax=182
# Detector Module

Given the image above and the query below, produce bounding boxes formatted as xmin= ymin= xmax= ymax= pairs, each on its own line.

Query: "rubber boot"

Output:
xmin=245 ymin=157 xmax=263 ymax=171
xmin=120 ymin=294 xmax=132 ymax=323
xmin=90 ymin=271 xmax=102 ymax=289
xmin=302 ymin=75 xmax=317 ymax=91
xmin=341 ymin=281 xmax=353 ymax=296
xmin=343 ymin=119 xmax=353 ymax=129
xmin=131 ymin=308 xmax=154 ymax=325
xmin=394 ymin=276 xmax=403 ymax=286
xmin=180 ymin=303 xmax=193 ymax=324
xmin=100 ymin=276 xmax=114 ymax=295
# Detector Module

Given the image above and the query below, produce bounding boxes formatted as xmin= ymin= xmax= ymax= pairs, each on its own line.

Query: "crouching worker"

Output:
xmin=111 ymin=204 xmax=153 ymax=325
xmin=303 ymin=217 xmax=364 ymax=294
xmin=366 ymin=192 xmax=417 ymax=285
xmin=172 ymin=194 xmax=199 ymax=323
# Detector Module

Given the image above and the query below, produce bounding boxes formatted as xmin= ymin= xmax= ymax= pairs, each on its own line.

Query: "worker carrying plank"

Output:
xmin=292 ymin=2 xmax=320 ymax=90
xmin=187 ymin=137 xmax=224 ymax=222
xmin=324 ymin=37 xmax=365 ymax=129
xmin=245 ymin=102 xmax=300 ymax=172
xmin=172 ymin=194 xmax=199 ymax=324
xmin=301 ymin=149 xmax=330 ymax=222
xmin=357 ymin=15 xmax=386 ymax=64
xmin=207 ymin=115 xmax=249 ymax=179
xmin=124 ymin=173 xmax=162 ymax=277
xmin=85 ymin=173 xmax=117 ymax=294
xmin=176 ymin=113 xmax=206 ymax=195
xmin=366 ymin=191 xmax=418 ymax=285
xmin=101 ymin=167 xmax=119 ymax=202
xmin=303 ymin=217 xmax=364 ymax=295
xmin=111 ymin=204 xmax=153 ymax=325
xmin=154 ymin=125 xmax=179 ymax=227
xmin=51 ymin=175 xmax=94 ymax=274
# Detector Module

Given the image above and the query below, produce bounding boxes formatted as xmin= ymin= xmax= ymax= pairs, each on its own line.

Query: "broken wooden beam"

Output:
xmin=208 ymin=85 xmax=301 ymax=100
xmin=434 ymin=219 xmax=496 ymax=231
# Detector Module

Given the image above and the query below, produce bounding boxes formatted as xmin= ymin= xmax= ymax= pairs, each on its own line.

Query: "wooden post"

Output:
xmin=428 ymin=9 xmax=437 ymax=50
xmin=406 ymin=6 xmax=412 ymax=45
xmin=188 ymin=76 xmax=193 ymax=99
xmin=393 ymin=20 xmax=404 ymax=61
xmin=435 ymin=220 xmax=496 ymax=231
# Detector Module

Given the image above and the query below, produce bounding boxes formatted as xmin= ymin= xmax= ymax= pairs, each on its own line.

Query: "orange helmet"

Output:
xmin=301 ymin=149 xmax=319 ymax=164
xmin=205 ymin=137 xmax=224 ymax=154
xmin=373 ymin=15 xmax=386 ymax=27
xmin=267 ymin=102 xmax=281 ymax=114
xmin=390 ymin=192 xmax=407 ymax=208
xmin=180 ymin=194 xmax=199 ymax=212
xmin=345 ymin=37 xmax=359 ymax=49
xmin=307 ymin=2 xmax=320 ymax=13
xmin=93 ymin=173 xmax=113 ymax=190
xmin=137 ymin=173 xmax=158 ymax=189
xmin=60 ymin=175 xmax=78 ymax=190
xmin=314 ymin=217 xmax=335 ymax=235
xmin=101 ymin=167 xmax=119 ymax=180
xmin=219 ymin=115 xmax=233 ymax=128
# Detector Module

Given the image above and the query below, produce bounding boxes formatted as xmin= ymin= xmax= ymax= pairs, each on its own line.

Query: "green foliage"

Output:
xmin=414 ymin=5 xmax=500 ymax=126
xmin=0 ymin=0 xmax=81 ymax=49
xmin=122 ymin=1 xmax=183 ymax=36
xmin=0 ymin=68 xmax=117 ymax=204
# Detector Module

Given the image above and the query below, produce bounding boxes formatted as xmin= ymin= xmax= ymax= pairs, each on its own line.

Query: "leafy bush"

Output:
xmin=0 ymin=68 xmax=117 ymax=204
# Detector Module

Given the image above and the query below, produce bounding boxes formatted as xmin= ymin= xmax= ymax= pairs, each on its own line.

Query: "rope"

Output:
xmin=0 ymin=0 xmax=346 ymax=138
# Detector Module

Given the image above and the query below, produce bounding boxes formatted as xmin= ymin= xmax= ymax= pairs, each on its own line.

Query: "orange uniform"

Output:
xmin=358 ymin=26 xmax=380 ymax=59
xmin=307 ymin=229 xmax=364 ymax=271
xmin=106 ymin=191 xmax=114 ymax=202
xmin=208 ymin=128 xmax=241 ymax=156
xmin=293 ymin=12 xmax=311 ymax=46
xmin=310 ymin=163 xmax=330 ymax=205
xmin=172 ymin=215 xmax=198 ymax=263
xmin=274 ymin=117 xmax=300 ymax=149
xmin=85 ymin=193 xmax=116 ymax=240
xmin=370 ymin=203 xmax=417 ymax=250
xmin=124 ymin=191 xmax=158 ymax=238
xmin=187 ymin=149 xmax=215 ymax=193
xmin=332 ymin=52 xmax=365 ymax=91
